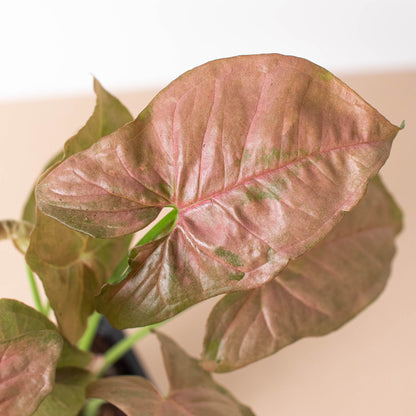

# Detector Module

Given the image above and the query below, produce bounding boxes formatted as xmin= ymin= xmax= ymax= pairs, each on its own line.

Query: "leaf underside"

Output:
xmin=0 ymin=220 xmax=33 ymax=254
xmin=32 ymin=368 xmax=93 ymax=416
xmin=36 ymin=54 xmax=400 ymax=329
xmin=87 ymin=332 xmax=255 ymax=416
xmin=202 ymin=177 xmax=402 ymax=371
xmin=26 ymin=79 xmax=133 ymax=343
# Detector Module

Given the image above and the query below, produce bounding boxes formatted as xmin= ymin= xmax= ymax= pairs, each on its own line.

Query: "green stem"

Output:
xmin=44 ymin=301 xmax=51 ymax=317
xmin=135 ymin=206 xmax=178 ymax=246
xmin=97 ymin=321 xmax=165 ymax=377
xmin=82 ymin=399 xmax=105 ymax=416
xmin=77 ymin=311 xmax=102 ymax=351
xmin=26 ymin=265 xmax=45 ymax=314
xmin=109 ymin=207 xmax=178 ymax=285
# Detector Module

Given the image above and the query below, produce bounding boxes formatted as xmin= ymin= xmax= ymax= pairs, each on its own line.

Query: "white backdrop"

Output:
xmin=1 ymin=0 xmax=415 ymax=101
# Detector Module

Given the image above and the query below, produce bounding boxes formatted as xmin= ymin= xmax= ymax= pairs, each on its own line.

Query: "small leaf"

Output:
xmin=0 ymin=330 xmax=62 ymax=416
xmin=202 ymin=177 xmax=402 ymax=371
xmin=37 ymin=55 xmax=400 ymax=328
xmin=0 ymin=299 xmax=92 ymax=369
xmin=0 ymin=220 xmax=33 ymax=254
xmin=32 ymin=368 xmax=94 ymax=416
xmin=87 ymin=333 xmax=255 ymax=416
xmin=26 ymin=79 xmax=134 ymax=343
xmin=26 ymin=213 xmax=131 ymax=343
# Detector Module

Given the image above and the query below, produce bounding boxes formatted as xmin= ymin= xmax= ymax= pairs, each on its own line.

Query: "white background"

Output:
xmin=0 ymin=0 xmax=415 ymax=101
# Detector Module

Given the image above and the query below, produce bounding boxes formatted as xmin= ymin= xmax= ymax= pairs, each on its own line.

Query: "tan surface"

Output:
xmin=0 ymin=71 xmax=415 ymax=415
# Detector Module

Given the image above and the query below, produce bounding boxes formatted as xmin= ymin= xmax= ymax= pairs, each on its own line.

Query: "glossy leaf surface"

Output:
xmin=0 ymin=220 xmax=33 ymax=254
xmin=0 ymin=299 xmax=92 ymax=369
xmin=87 ymin=332 xmax=254 ymax=415
xmin=202 ymin=177 xmax=402 ymax=371
xmin=32 ymin=368 xmax=93 ymax=416
xmin=26 ymin=79 xmax=133 ymax=343
xmin=0 ymin=331 xmax=62 ymax=416
xmin=36 ymin=54 xmax=400 ymax=328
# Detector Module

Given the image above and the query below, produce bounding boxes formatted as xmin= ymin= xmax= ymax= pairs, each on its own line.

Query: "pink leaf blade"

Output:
xmin=0 ymin=299 xmax=92 ymax=369
xmin=0 ymin=331 xmax=62 ymax=416
xmin=39 ymin=55 xmax=400 ymax=327
xmin=202 ymin=177 xmax=403 ymax=371
xmin=87 ymin=333 xmax=255 ymax=415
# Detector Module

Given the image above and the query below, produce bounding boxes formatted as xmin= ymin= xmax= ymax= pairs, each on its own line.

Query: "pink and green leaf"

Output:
xmin=36 ymin=54 xmax=400 ymax=328
xmin=87 ymin=333 xmax=254 ymax=415
xmin=0 ymin=299 xmax=92 ymax=369
xmin=0 ymin=330 xmax=62 ymax=416
xmin=202 ymin=177 xmax=402 ymax=371
xmin=25 ymin=79 xmax=134 ymax=343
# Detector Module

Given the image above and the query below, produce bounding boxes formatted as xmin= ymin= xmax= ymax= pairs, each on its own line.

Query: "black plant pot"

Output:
xmin=91 ymin=316 xmax=149 ymax=416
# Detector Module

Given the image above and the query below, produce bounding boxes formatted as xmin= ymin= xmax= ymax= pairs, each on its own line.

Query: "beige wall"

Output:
xmin=0 ymin=71 xmax=415 ymax=415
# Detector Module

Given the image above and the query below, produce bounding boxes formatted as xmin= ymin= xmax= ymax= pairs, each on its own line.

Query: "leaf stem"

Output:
xmin=82 ymin=399 xmax=105 ymax=416
xmin=26 ymin=264 xmax=45 ymax=314
xmin=77 ymin=311 xmax=102 ymax=351
xmin=97 ymin=321 xmax=165 ymax=377
xmin=135 ymin=206 xmax=178 ymax=246
xmin=109 ymin=207 xmax=178 ymax=285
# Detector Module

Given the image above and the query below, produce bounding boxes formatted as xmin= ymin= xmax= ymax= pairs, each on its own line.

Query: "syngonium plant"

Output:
xmin=0 ymin=54 xmax=403 ymax=415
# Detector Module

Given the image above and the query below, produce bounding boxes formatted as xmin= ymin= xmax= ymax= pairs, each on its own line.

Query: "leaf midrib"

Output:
xmin=177 ymin=137 xmax=389 ymax=213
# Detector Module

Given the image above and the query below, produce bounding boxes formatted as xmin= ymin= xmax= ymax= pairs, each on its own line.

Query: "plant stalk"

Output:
xmin=77 ymin=311 xmax=102 ymax=351
xmin=97 ymin=321 xmax=165 ymax=378
xmin=82 ymin=399 xmax=105 ymax=416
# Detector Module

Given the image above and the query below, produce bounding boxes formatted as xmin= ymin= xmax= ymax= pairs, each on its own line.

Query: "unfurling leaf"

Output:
xmin=36 ymin=54 xmax=400 ymax=328
xmin=0 ymin=220 xmax=33 ymax=254
xmin=0 ymin=331 xmax=62 ymax=416
xmin=202 ymin=177 xmax=402 ymax=371
xmin=26 ymin=79 xmax=133 ymax=343
xmin=87 ymin=332 xmax=255 ymax=416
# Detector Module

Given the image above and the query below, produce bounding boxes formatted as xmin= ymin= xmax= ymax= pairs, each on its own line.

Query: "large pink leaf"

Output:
xmin=87 ymin=332 xmax=254 ymax=415
xmin=26 ymin=79 xmax=133 ymax=343
xmin=36 ymin=54 xmax=400 ymax=328
xmin=0 ymin=330 xmax=62 ymax=416
xmin=202 ymin=177 xmax=402 ymax=371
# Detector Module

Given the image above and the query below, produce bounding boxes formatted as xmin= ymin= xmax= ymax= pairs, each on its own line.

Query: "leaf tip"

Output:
xmin=399 ymin=120 xmax=405 ymax=130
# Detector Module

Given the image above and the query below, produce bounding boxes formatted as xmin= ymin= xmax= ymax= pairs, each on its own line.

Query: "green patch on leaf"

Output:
xmin=318 ymin=70 xmax=333 ymax=82
xmin=228 ymin=271 xmax=245 ymax=281
xmin=215 ymin=247 xmax=244 ymax=267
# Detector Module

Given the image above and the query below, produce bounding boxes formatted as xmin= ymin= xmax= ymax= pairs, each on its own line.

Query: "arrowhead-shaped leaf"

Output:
xmin=0 ymin=330 xmax=62 ymax=416
xmin=202 ymin=177 xmax=402 ymax=371
xmin=87 ymin=332 xmax=255 ymax=415
xmin=36 ymin=54 xmax=400 ymax=328
xmin=0 ymin=220 xmax=33 ymax=254
xmin=0 ymin=299 xmax=92 ymax=369
xmin=26 ymin=79 xmax=133 ymax=343
xmin=32 ymin=368 xmax=94 ymax=416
